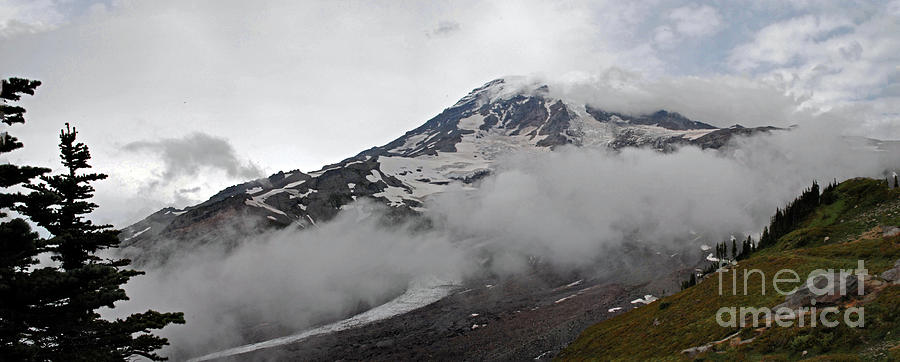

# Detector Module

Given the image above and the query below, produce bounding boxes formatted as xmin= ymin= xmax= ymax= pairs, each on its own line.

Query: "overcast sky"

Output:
xmin=1 ymin=0 xmax=899 ymax=226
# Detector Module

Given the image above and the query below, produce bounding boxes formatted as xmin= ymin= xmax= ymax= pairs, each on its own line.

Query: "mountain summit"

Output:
xmin=119 ymin=78 xmax=776 ymax=262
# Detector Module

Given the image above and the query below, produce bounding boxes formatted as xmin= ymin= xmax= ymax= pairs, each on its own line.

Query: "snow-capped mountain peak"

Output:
xmin=118 ymin=78 xmax=778 ymax=263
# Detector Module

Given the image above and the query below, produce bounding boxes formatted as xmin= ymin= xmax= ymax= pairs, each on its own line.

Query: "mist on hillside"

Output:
xmin=110 ymin=116 xmax=899 ymax=358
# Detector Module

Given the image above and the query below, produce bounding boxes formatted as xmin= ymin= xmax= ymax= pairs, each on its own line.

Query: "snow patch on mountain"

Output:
xmin=123 ymin=226 xmax=150 ymax=241
xmin=187 ymin=278 xmax=458 ymax=361
xmin=245 ymin=198 xmax=288 ymax=217
xmin=121 ymin=77 xmax=781 ymax=265
xmin=630 ymin=295 xmax=658 ymax=305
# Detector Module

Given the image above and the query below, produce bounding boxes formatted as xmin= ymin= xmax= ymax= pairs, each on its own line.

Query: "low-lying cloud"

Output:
xmin=500 ymin=71 xmax=808 ymax=128
xmin=112 ymin=118 xmax=899 ymax=359
xmin=114 ymin=203 xmax=475 ymax=359
xmin=122 ymin=132 xmax=263 ymax=185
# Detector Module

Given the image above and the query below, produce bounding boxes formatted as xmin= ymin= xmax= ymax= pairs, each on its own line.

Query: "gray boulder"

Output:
xmin=776 ymin=272 xmax=861 ymax=310
xmin=882 ymin=260 xmax=900 ymax=284
xmin=883 ymin=268 xmax=899 ymax=282
xmin=884 ymin=226 xmax=900 ymax=237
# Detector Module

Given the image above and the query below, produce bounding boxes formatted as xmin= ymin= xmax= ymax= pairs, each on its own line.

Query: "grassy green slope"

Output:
xmin=559 ymin=178 xmax=900 ymax=361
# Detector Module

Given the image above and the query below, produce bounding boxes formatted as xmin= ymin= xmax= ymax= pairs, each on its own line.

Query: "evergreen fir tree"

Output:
xmin=755 ymin=180 xmax=823 ymax=251
xmin=894 ymin=174 xmax=898 ymax=189
xmin=681 ymin=272 xmax=697 ymax=290
xmin=738 ymin=235 xmax=753 ymax=260
xmin=1 ymin=78 xmax=182 ymax=360
xmin=18 ymin=124 xmax=184 ymax=361
xmin=0 ymin=77 xmax=52 ymax=360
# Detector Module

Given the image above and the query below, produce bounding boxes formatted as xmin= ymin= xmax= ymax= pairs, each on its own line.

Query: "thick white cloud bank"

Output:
xmin=113 ymin=122 xmax=900 ymax=358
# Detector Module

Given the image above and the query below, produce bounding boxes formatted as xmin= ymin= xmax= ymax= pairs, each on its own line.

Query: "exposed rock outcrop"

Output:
xmin=119 ymin=78 xmax=783 ymax=265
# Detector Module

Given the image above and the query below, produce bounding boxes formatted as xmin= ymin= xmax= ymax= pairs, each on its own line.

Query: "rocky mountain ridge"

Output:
xmin=119 ymin=78 xmax=779 ymax=263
